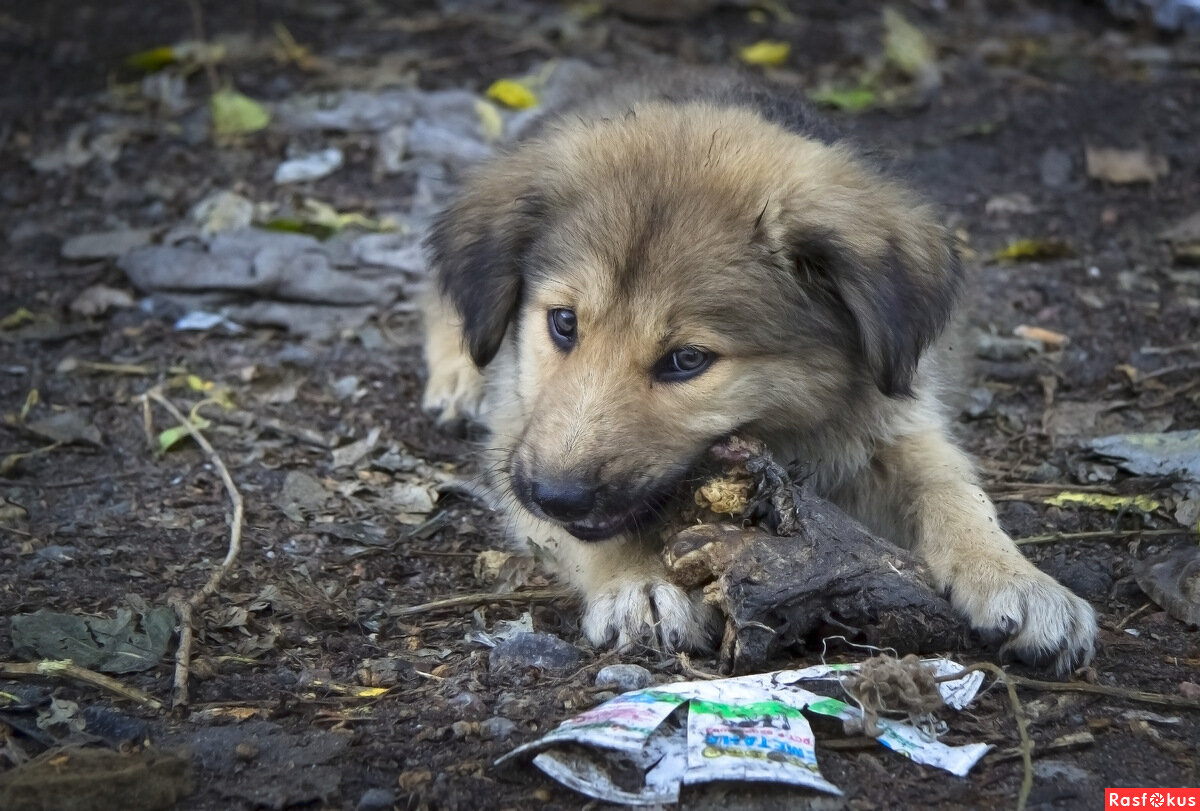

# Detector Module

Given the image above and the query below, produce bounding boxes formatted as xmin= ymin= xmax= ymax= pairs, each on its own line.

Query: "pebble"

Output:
xmin=480 ymin=716 xmax=517 ymax=740
xmin=488 ymin=632 xmax=585 ymax=675
xmin=447 ymin=690 xmax=489 ymax=721
xmin=963 ymin=387 xmax=994 ymax=419
xmin=1040 ymin=147 xmax=1072 ymax=188
xmin=357 ymin=788 xmax=396 ymax=811
xmin=594 ymin=663 xmax=652 ymax=692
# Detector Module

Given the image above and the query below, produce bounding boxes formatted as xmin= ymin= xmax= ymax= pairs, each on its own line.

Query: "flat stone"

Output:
xmin=489 ymin=632 xmax=585 ymax=675
xmin=594 ymin=663 xmax=652 ymax=692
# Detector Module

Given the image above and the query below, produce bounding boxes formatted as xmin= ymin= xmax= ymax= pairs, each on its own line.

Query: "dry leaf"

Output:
xmin=1085 ymin=146 xmax=1168 ymax=184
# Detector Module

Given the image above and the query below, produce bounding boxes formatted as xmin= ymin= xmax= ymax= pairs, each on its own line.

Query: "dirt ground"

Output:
xmin=2 ymin=1 xmax=1199 ymax=809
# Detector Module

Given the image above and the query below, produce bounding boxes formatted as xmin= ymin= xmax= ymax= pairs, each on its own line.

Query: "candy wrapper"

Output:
xmin=498 ymin=658 xmax=989 ymax=805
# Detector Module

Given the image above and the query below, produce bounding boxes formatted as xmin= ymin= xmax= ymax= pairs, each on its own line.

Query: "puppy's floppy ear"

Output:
xmin=425 ymin=161 xmax=546 ymax=368
xmin=790 ymin=210 xmax=961 ymax=397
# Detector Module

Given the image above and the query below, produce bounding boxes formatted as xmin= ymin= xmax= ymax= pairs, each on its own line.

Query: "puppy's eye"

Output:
xmin=654 ymin=346 xmax=714 ymax=382
xmin=548 ymin=308 xmax=577 ymax=350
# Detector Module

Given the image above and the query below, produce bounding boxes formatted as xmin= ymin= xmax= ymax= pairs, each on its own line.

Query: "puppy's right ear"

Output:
xmin=426 ymin=163 xmax=546 ymax=368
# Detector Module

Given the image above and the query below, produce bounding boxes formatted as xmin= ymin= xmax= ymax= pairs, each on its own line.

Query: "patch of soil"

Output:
xmin=2 ymin=2 xmax=1198 ymax=809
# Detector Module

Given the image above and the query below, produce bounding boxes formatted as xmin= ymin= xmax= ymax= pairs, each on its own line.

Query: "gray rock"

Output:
xmin=489 ymin=632 xmax=585 ymax=675
xmin=357 ymin=788 xmax=395 ymax=811
xmin=480 ymin=716 xmax=517 ymax=740
xmin=1040 ymin=147 xmax=1072 ymax=188
xmin=963 ymin=387 xmax=994 ymax=419
xmin=594 ymin=663 xmax=652 ymax=692
xmin=62 ymin=228 xmax=156 ymax=260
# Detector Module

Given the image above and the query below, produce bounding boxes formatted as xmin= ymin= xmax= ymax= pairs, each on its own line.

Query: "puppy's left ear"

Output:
xmin=425 ymin=156 xmax=547 ymax=368
xmin=790 ymin=205 xmax=961 ymax=397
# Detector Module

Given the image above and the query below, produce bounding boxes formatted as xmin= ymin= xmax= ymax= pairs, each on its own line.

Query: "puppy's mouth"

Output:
xmin=511 ymin=470 xmax=679 ymax=542
xmin=561 ymin=489 xmax=675 ymax=542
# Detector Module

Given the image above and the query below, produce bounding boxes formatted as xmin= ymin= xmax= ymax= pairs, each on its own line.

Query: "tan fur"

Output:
xmin=421 ymin=89 xmax=1096 ymax=673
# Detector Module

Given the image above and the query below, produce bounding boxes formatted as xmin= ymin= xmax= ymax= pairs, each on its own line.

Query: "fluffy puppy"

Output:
xmin=420 ymin=75 xmax=1097 ymax=673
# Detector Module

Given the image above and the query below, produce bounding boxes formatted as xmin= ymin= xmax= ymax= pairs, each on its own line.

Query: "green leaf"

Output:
xmin=157 ymin=415 xmax=211 ymax=453
xmin=211 ymin=89 xmax=271 ymax=136
xmin=810 ymin=87 xmax=877 ymax=112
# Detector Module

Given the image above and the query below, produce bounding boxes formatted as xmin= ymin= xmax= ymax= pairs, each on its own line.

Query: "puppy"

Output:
xmin=420 ymin=74 xmax=1097 ymax=674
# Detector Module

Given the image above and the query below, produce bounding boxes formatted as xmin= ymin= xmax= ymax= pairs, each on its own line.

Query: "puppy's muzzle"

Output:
xmin=529 ymin=477 xmax=596 ymax=523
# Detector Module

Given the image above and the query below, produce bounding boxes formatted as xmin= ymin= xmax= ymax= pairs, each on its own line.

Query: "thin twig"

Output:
xmin=392 ymin=588 xmax=571 ymax=618
xmin=142 ymin=388 xmax=244 ymax=708
xmin=0 ymin=660 xmax=164 ymax=711
xmin=937 ymin=663 xmax=1033 ymax=811
xmin=675 ymin=652 xmax=722 ymax=681
xmin=1014 ymin=528 xmax=1186 ymax=546
xmin=184 ymin=0 xmax=220 ymax=94
xmin=936 ymin=659 xmax=1200 ymax=808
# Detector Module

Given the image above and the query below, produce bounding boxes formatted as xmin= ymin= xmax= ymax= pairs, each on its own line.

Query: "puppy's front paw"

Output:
xmin=951 ymin=564 xmax=1097 ymax=675
xmin=421 ymin=354 xmax=485 ymax=436
xmin=582 ymin=578 xmax=719 ymax=653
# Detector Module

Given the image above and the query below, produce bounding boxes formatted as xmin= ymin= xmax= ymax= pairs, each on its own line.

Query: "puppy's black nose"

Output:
xmin=530 ymin=478 xmax=595 ymax=522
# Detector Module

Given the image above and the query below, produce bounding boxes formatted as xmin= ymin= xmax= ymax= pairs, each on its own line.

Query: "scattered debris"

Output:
xmin=500 ymin=658 xmax=988 ymax=805
xmin=1135 ymin=547 xmax=1200 ymax=626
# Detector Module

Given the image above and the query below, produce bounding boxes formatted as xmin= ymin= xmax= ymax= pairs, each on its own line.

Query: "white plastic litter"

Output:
xmin=274 ymin=148 xmax=344 ymax=184
xmin=499 ymin=658 xmax=989 ymax=806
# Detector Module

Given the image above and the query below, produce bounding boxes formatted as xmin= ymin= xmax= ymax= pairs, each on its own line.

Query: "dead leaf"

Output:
xmin=276 ymin=470 xmax=332 ymax=520
xmin=24 ymin=411 xmax=102 ymax=445
xmin=1085 ymin=146 xmax=1168 ymax=184
xmin=1014 ymin=325 xmax=1068 ymax=349
xmin=1161 ymin=210 xmax=1200 ymax=265
xmin=994 ymin=238 xmax=1073 ymax=262
xmin=1044 ymin=492 xmax=1161 ymax=512
xmin=738 ymin=40 xmax=790 ymax=67
xmin=331 ymin=427 xmax=382 ymax=469
xmin=0 ymin=497 xmax=29 ymax=525
xmin=485 ymin=79 xmax=538 ymax=110
xmin=10 ymin=606 xmax=176 ymax=673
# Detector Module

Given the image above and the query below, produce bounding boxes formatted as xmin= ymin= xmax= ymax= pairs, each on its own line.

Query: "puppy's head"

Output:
xmin=428 ymin=100 xmax=960 ymax=540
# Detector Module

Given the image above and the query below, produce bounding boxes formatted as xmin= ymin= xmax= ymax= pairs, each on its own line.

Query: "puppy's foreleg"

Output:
xmin=420 ymin=288 xmax=486 ymax=435
xmin=874 ymin=431 xmax=1097 ymax=673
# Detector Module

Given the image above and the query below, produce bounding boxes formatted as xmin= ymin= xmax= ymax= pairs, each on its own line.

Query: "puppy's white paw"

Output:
xmin=951 ymin=565 xmax=1097 ymax=675
xmin=582 ymin=578 xmax=718 ymax=653
xmin=421 ymin=354 xmax=485 ymax=436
